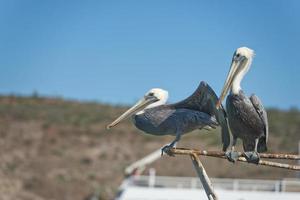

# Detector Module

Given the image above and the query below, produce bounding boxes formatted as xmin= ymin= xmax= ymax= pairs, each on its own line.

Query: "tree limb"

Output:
xmin=190 ymin=153 xmax=218 ymax=200
xmin=169 ymin=148 xmax=300 ymax=171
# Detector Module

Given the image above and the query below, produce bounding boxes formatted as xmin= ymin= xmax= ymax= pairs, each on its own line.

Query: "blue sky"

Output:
xmin=0 ymin=1 xmax=299 ymax=109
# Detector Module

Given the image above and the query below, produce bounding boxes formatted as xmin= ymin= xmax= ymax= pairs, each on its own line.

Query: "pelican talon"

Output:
xmin=225 ymin=151 xmax=239 ymax=163
xmin=161 ymin=145 xmax=175 ymax=157
xmin=244 ymin=151 xmax=260 ymax=164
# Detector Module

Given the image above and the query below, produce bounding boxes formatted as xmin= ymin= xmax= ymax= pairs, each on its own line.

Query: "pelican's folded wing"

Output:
xmin=250 ymin=94 xmax=269 ymax=152
xmin=250 ymin=94 xmax=269 ymax=142
xmin=171 ymin=81 xmax=230 ymax=151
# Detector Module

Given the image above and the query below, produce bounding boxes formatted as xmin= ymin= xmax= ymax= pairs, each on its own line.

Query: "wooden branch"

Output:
xmin=169 ymin=148 xmax=300 ymax=171
xmin=171 ymin=148 xmax=300 ymax=160
xmin=165 ymin=148 xmax=299 ymax=200
xmin=190 ymin=153 xmax=218 ymax=200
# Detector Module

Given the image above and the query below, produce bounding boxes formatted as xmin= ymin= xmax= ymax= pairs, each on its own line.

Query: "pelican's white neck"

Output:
xmin=231 ymin=58 xmax=252 ymax=94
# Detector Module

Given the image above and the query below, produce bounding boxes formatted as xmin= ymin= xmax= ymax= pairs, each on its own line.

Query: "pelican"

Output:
xmin=107 ymin=81 xmax=230 ymax=155
xmin=217 ymin=47 xmax=268 ymax=163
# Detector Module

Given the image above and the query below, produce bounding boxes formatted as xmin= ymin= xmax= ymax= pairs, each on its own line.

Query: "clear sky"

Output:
xmin=0 ymin=1 xmax=299 ymax=109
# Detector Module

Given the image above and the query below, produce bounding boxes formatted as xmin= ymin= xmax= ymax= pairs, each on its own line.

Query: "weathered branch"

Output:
xmin=190 ymin=153 xmax=218 ymax=200
xmin=171 ymin=148 xmax=300 ymax=160
xmin=170 ymin=148 xmax=300 ymax=171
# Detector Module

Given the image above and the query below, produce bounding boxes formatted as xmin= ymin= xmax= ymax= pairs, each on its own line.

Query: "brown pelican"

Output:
xmin=217 ymin=47 xmax=268 ymax=163
xmin=107 ymin=81 xmax=230 ymax=155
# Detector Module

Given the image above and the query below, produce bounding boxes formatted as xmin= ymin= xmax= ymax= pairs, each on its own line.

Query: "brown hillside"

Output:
xmin=0 ymin=95 xmax=299 ymax=200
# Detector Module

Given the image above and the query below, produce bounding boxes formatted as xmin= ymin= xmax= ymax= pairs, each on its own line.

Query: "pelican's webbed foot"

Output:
xmin=161 ymin=131 xmax=181 ymax=157
xmin=225 ymin=150 xmax=239 ymax=163
xmin=244 ymin=151 xmax=260 ymax=164
xmin=161 ymin=144 xmax=175 ymax=157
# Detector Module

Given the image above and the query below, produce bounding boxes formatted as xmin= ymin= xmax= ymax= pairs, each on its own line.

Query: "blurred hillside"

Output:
xmin=0 ymin=95 xmax=299 ymax=200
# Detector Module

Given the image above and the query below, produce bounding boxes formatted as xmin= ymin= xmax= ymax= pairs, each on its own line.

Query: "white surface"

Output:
xmin=118 ymin=186 xmax=300 ymax=200
xmin=128 ymin=176 xmax=300 ymax=192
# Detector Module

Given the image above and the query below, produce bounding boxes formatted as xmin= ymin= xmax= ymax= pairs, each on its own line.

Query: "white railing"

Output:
xmin=126 ymin=175 xmax=300 ymax=192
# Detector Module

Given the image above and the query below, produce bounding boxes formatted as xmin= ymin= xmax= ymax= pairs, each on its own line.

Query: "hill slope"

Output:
xmin=0 ymin=95 xmax=299 ymax=200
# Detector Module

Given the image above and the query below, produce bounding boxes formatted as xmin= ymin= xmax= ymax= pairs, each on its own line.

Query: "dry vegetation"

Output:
xmin=0 ymin=95 xmax=299 ymax=200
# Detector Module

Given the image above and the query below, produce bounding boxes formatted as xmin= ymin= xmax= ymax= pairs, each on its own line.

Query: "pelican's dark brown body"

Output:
xmin=134 ymin=82 xmax=231 ymax=151
xmin=226 ymin=91 xmax=268 ymax=152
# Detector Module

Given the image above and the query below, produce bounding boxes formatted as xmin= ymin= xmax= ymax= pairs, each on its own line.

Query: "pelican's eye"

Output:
xmin=236 ymin=53 xmax=240 ymax=58
xmin=148 ymin=92 xmax=154 ymax=96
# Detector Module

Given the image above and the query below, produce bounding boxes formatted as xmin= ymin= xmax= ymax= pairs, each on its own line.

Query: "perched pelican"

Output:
xmin=217 ymin=47 xmax=268 ymax=163
xmin=107 ymin=81 xmax=230 ymax=155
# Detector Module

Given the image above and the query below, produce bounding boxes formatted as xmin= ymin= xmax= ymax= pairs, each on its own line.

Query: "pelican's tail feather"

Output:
xmin=257 ymin=137 xmax=268 ymax=153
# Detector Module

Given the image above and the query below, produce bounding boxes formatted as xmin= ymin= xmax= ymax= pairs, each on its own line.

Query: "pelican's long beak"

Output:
xmin=107 ymin=95 xmax=158 ymax=129
xmin=216 ymin=57 xmax=245 ymax=108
